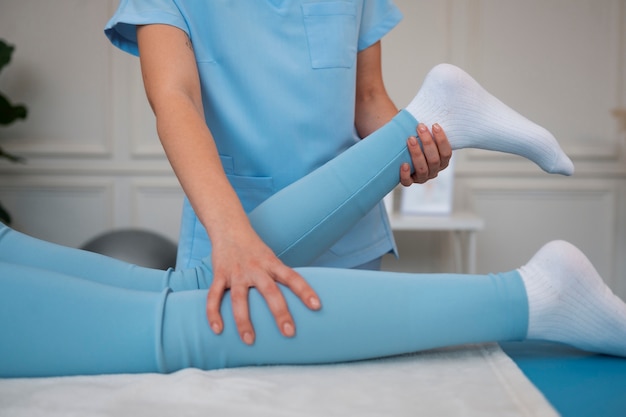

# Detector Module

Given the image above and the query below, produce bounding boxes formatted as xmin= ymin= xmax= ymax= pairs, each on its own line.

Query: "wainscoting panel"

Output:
xmin=130 ymin=179 xmax=185 ymax=242
xmin=0 ymin=177 xmax=114 ymax=247
xmin=467 ymin=178 xmax=618 ymax=289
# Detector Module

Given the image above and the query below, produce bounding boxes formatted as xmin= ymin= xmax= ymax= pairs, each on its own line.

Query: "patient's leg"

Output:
xmin=161 ymin=268 xmax=529 ymax=372
xmin=0 ymin=261 xmax=171 ymax=377
xmin=3 ymin=241 xmax=624 ymax=378
xmin=251 ymin=65 xmax=574 ymax=267
xmin=519 ymin=240 xmax=626 ymax=357
xmin=0 ymin=224 xmax=205 ymax=292
xmin=248 ymin=111 xmax=418 ymax=266
xmin=0 ymin=261 xmax=526 ymax=377
xmin=165 ymin=242 xmax=626 ymax=370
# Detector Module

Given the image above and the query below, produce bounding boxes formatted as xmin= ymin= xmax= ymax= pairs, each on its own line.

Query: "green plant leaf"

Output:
xmin=0 ymin=40 xmax=28 ymax=126
xmin=0 ymin=39 xmax=14 ymax=73
xmin=0 ymin=92 xmax=27 ymax=125
xmin=0 ymin=39 xmax=22 ymax=224
xmin=0 ymin=201 xmax=11 ymax=225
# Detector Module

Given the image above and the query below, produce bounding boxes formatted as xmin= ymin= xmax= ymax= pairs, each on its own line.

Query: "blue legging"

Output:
xmin=0 ymin=111 xmax=529 ymax=378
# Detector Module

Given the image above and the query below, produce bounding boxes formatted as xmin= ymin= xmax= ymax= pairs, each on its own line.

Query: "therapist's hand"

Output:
xmin=206 ymin=223 xmax=322 ymax=345
xmin=400 ymin=123 xmax=452 ymax=186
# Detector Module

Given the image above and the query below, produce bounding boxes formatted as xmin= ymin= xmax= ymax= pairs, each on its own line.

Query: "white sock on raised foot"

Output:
xmin=406 ymin=64 xmax=574 ymax=175
xmin=518 ymin=240 xmax=626 ymax=357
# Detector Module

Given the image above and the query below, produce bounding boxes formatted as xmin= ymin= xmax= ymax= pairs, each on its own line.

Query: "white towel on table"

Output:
xmin=0 ymin=343 xmax=558 ymax=417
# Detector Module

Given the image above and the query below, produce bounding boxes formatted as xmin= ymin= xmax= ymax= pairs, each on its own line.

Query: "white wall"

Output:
xmin=0 ymin=0 xmax=625 ymax=298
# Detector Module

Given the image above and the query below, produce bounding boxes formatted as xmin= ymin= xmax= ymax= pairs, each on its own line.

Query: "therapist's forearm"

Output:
xmin=354 ymin=41 xmax=398 ymax=138
xmin=136 ymin=24 xmax=253 ymax=242
xmin=153 ymin=93 xmax=253 ymax=241
xmin=355 ymin=92 xmax=398 ymax=138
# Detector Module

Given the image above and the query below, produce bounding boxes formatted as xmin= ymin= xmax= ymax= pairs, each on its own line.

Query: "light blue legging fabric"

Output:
xmin=0 ymin=111 xmax=529 ymax=378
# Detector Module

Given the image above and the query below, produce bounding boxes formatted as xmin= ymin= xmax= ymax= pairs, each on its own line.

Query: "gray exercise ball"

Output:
xmin=81 ymin=229 xmax=178 ymax=270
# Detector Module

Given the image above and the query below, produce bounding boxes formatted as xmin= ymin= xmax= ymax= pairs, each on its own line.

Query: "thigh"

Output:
xmin=0 ymin=225 xmax=167 ymax=291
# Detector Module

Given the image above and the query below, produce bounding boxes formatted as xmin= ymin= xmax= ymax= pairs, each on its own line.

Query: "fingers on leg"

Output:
xmin=206 ymin=279 xmax=227 ymax=334
xmin=274 ymin=266 xmax=321 ymax=311
xmin=257 ymin=267 xmax=321 ymax=338
xmin=230 ymin=283 xmax=255 ymax=344
xmin=255 ymin=278 xmax=296 ymax=338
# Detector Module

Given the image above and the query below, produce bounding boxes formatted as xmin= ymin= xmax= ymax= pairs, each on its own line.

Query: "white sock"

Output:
xmin=406 ymin=64 xmax=574 ymax=176
xmin=518 ymin=240 xmax=626 ymax=357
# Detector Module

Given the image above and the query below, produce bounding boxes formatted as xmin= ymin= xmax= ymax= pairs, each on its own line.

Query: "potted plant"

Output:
xmin=0 ymin=39 xmax=28 ymax=224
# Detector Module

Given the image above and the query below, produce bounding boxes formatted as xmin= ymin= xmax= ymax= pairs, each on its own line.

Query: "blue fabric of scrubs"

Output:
xmin=105 ymin=0 xmax=404 ymax=270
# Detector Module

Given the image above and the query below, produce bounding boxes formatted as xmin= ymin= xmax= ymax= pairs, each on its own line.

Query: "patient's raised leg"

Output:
xmin=250 ymin=66 xmax=574 ymax=267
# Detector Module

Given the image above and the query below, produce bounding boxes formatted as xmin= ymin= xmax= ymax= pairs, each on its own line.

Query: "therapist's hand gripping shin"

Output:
xmin=401 ymin=122 xmax=452 ymax=186
xmin=354 ymin=42 xmax=452 ymax=187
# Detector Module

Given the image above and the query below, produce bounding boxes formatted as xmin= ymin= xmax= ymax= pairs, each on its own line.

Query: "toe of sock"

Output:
xmin=550 ymin=153 xmax=575 ymax=176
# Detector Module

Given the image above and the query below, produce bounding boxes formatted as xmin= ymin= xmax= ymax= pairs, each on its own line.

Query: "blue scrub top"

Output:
xmin=105 ymin=0 xmax=402 ymax=269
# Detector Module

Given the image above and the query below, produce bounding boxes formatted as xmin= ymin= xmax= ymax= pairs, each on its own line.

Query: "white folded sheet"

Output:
xmin=0 ymin=343 xmax=558 ymax=417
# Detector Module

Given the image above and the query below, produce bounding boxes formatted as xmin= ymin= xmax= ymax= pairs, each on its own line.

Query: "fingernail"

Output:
xmin=283 ymin=322 xmax=295 ymax=337
xmin=408 ymin=136 xmax=418 ymax=146
xmin=211 ymin=322 xmax=221 ymax=333
xmin=243 ymin=332 xmax=254 ymax=345
xmin=432 ymin=123 xmax=441 ymax=132
xmin=310 ymin=296 xmax=321 ymax=309
xmin=418 ymin=123 xmax=428 ymax=133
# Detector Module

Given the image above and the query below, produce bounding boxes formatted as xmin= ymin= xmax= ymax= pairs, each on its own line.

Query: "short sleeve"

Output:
xmin=104 ymin=0 xmax=190 ymax=56
xmin=358 ymin=0 xmax=403 ymax=51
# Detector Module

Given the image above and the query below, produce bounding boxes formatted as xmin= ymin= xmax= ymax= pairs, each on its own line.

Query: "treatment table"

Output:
xmin=501 ymin=341 xmax=626 ymax=417
xmin=1 ymin=342 xmax=624 ymax=416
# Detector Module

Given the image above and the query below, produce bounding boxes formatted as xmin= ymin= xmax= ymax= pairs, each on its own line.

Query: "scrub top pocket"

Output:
xmin=220 ymin=155 xmax=275 ymax=212
xmin=302 ymin=1 xmax=358 ymax=69
xmin=227 ymin=174 xmax=275 ymax=213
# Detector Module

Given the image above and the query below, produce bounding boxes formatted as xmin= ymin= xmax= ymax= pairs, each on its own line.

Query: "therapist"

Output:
xmin=105 ymin=0 xmax=452 ymax=345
